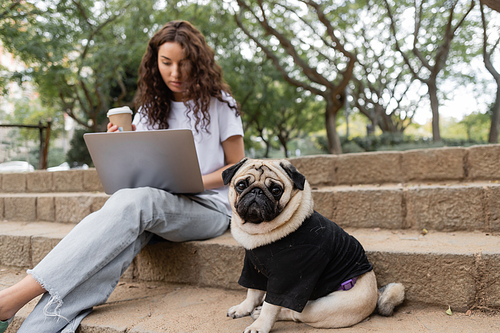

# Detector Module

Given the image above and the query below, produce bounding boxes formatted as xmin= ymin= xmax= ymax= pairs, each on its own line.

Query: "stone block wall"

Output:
xmin=290 ymin=144 xmax=500 ymax=186
xmin=1 ymin=144 xmax=499 ymax=193
xmin=1 ymin=168 xmax=104 ymax=193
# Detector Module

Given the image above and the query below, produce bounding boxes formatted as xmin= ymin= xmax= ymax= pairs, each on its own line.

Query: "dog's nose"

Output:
xmin=250 ymin=187 xmax=264 ymax=195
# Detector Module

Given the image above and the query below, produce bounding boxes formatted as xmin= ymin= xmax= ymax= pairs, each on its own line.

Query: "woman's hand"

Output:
xmin=107 ymin=123 xmax=136 ymax=132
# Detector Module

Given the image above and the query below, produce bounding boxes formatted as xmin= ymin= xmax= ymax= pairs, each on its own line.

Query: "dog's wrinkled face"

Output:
xmin=232 ymin=163 xmax=286 ymax=224
xmin=223 ymin=158 xmax=307 ymax=236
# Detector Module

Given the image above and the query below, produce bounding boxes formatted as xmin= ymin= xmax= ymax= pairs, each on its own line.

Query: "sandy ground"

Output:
xmin=1 ymin=266 xmax=499 ymax=333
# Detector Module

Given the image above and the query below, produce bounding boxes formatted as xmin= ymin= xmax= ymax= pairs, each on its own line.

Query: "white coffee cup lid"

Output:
xmin=107 ymin=106 xmax=133 ymax=117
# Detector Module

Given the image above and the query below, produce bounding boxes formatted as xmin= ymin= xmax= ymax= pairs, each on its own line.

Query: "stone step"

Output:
xmin=315 ymin=182 xmax=500 ymax=232
xmin=2 ymin=267 xmax=499 ymax=333
xmin=0 ymin=192 xmax=110 ymax=224
xmin=0 ymin=169 xmax=104 ymax=193
xmin=290 ymin=144 xmax=500 ymax=186
xmin=2 ymin=145 xmax=500 ymax=194
xmin=1 ymin=221 xmax=498 ymax=311
xmin=2 ymin=182 xmax=500 ymax=232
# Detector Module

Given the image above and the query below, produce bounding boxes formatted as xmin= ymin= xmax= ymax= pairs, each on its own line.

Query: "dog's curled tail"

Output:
xmin=376 ymin=283 xmax=405 ymax=316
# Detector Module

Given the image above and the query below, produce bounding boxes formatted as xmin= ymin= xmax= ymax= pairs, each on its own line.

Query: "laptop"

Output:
xmin=83 ymin=129 xmax=205 ymax=195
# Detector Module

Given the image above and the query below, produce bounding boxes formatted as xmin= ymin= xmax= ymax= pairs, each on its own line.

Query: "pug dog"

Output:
xmin=223 ymin=158 xmax=405 ymax=333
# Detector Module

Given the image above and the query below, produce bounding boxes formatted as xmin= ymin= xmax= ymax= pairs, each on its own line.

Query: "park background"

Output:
xmin=0 ymin=0 xmax=499 ymax=169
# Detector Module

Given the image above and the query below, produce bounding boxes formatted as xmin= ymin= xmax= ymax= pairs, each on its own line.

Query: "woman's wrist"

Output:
xmin=202 ymin=172 xmax=224 ymax=190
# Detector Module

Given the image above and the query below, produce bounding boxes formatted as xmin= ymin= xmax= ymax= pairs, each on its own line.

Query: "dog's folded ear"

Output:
xmin=222 ymin=157 xmax=249 ymax=185
xmin=280 ymin=162 xmax=306 ymax=191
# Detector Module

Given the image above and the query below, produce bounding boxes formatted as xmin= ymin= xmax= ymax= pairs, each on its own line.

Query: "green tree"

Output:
xmin=481 ymin=0 xmax=500 ymax=12
xmin=459 ymin=111 xmax=490 ymax=141
xmin=272 ymin=89 xmax=324 ymax=157
xmin=227 ymin=58 xmax=279 ymax=156
xmin=383 ymin=0 xmax=476 ymax=142
xmin=0 ymin=1 xmax=39 ymax=94
xmin=0 ymin=1 xmax=40 ymax=24
xmin=1 ymin=0 xmax=251 ymax=131
xmin=479 ymin=2 xmax=500 ymax=143
xmin=1 ymin=0 xmax=165 ymax=132
xmin=350 ymin=4 xmax=425 ymax=134
xmin=234 ymin=0 xmax=365 ymax=154
xmin=66 ymin=128 xmax=93 ymax=166
xmin=1 ymin=96 xmax=63 ymax=168
xmin=183 ymin=1 xmax=326 ymax=157
xmin=5 ymin=97 xmax=62 ymax=142
xmin=2 ymin=0 xmax=340 ymax=160
xmin=242 ymin=63 xmax=324 ymax=157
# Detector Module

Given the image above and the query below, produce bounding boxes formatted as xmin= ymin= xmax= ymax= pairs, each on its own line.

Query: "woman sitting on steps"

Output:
xmin=0 ymin=20 xmax=245 ymax=333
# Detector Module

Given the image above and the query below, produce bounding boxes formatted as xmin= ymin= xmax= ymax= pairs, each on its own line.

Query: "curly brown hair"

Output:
xmin=135 ymin=20 xmax=240 ymax=131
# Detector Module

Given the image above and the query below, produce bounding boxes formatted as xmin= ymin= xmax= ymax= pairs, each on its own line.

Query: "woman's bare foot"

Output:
xmin=0 ymin=275 xmax=46 ymax=321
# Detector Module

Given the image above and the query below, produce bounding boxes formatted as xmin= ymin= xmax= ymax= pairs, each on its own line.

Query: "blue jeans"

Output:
xmin=20 ymin=187 xmax=230 ymax=333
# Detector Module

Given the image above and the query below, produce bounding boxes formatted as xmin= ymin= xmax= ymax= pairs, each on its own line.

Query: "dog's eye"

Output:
xmin=236 ymin=180 xmax=247 ymax=192
xmin=270 ymin=185 xmax=283 ymax=197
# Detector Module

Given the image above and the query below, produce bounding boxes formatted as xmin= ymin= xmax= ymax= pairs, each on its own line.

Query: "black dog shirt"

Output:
xmin=238 ymin=211 xmax=373 ymax=312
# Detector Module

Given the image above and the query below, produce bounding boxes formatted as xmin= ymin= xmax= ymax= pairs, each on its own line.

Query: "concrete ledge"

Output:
xmin=83 ymin=168 xmax=104 ymax=192
xmin=467 ymin=144 xmax=500 ymax=180
xmin=26 ymin=171 xmax=53 ymax=192
xmin=4 ymin=197 xmax=36 ymax=222
xmin=4 ymin=269 xmax=497 ymax=333
xmin=312 ymin=183 xmax=500 ymax=232
xmin=486 ymin=186 xmax=500 ymax=232
xmin=287 ymin=155 xmax=336 ymax=186
xmin=37 ymin=196 xmax=55 ymax=221
xmin=2 ymin=145 xmax=500 ymax=194
xmin=54 ymin=170 xmax=84 ymax=192
xmin=54 ymin=195 xmax=95 ymax=223
xmin=290 ymin=144 xmax=500 ymax=186
xmin=0 ymin=193 xmax=110 ymax=223
xmin=1 ymin=173 xmax=26 ymax=192
xmin=0 ymin=234 xmax=32 ymax=267
xmin=369 ymin=251 xmax=475 ymax=311
xmin=2 ymin=184 xmax=500 ymax=232
xmin=313 ymin=188 xmax=405 ymax=229
xmin=1 ymin=168 xmax=104 ymax=193
xmin=336 ymin=151 xmax=403 ymax=185
xmin=478 ymin=253 xmax=500 ymax=308
xmin=134 ymin=232 xmax=245 ymax=290
xmin=0 ymin=221 xmax=73 ymax=268
xmin=1 ymin=221 xmax=498 ymax=310
xmin=402 ymin=147 xmax=466 ymax=182
xmin=406 ymin=185 xmax=487 ymax=231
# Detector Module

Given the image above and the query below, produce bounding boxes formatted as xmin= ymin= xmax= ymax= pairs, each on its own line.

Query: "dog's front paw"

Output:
xmin=250 ymin=306 xmax=262 ymax=320
xmin=227 ymin=304 xmax=253 ymax=319
xmin=243 ymin=324 xmax=269 ymax=333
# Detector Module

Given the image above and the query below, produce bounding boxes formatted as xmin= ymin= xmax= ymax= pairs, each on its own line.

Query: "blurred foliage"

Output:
xmin=1 ymin=97 xmax=63 ymax=168
xmin=236 ymin=61 xmax=325 ymax=158
xmin=1 ymin=0 xmax=168 ymax=131
xmin=66 ymin=128 xmax=93 ymax=167
xmin=0 ymin=0 xmax=499 ymax=162
xmin=5 ymin=96 xmax=63 ymax=141
xmin=314 ymin=131 xmax=487 ymax=154
xmin=20 ymin=146 xmax=66 ymax=168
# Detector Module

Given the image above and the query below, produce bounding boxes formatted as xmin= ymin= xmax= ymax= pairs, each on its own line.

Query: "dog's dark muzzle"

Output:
xmin=236 ymin=187 xmax=279 ymax=224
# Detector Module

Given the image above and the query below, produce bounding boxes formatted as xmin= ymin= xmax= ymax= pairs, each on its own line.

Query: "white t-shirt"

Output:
xmin=133 ymin=96 xmax=244 ymax=215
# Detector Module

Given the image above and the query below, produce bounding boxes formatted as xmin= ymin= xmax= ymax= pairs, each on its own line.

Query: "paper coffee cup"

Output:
xmin=107 ymin=106 xmax=133 ymax=132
